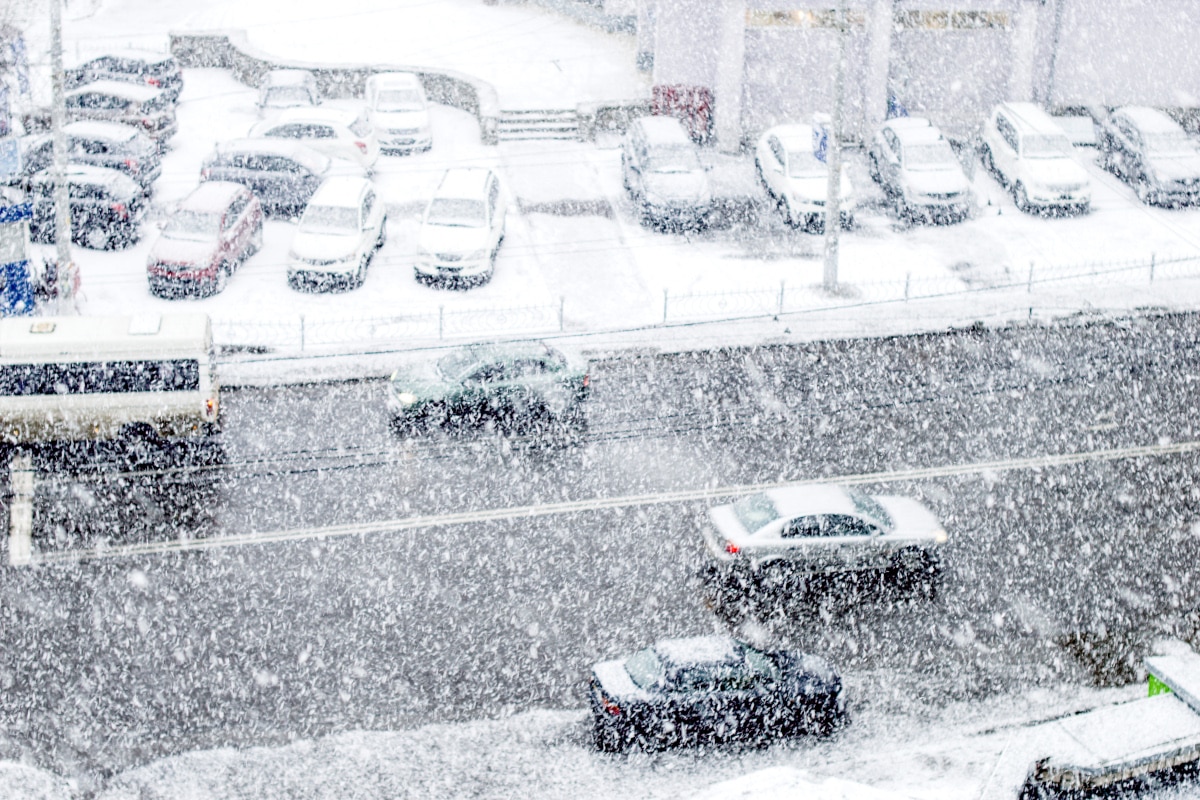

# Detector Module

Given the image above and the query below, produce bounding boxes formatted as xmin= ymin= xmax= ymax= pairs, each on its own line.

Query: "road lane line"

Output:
xmin=9 ymin=453 xmax=33 ymax=567
xmin=26 ymin=437 xmax=1200 ymax=566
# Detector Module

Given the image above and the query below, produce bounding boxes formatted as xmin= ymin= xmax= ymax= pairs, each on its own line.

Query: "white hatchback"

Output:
xmin=250 ymin=106 xmax=380 ymax=171
xmin=415 ymin=168 xmax=507 ymax=285
xmin=365 ymin=72 xmax=432 ymax=154
xmin=754 ymin=123 xmax=854 ymax=230
xmin=287 ymin=176 xmax=387 ymax=292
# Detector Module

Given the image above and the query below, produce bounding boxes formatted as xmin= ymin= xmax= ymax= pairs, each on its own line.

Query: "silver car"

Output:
xmin=868 ymin=117 xmax=971 ymax=223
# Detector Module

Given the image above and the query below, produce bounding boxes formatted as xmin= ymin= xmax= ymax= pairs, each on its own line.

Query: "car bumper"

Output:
xmin=288 ymin=264 xmax=358 ymax=290
xmin=640 ymin=201 xmax=711 ymax=227
xmin=379 ymin=132 xmax=432 ymax=152
xmin=415 ymin=257 xmax=490 ymax=278
xmin=148 ymin=273 xmax=220 ymax=296
xmin=1024 ymin=187 xmax=1091 ymax=207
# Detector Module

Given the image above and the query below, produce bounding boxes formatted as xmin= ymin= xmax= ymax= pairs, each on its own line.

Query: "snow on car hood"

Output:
xmin=1148 ymin=153 xmax=1200 ymax=182
xmin=147 ymin=235 xmax=218 ymax=267
xmin=418 ymin=222 xmax=490 ymax=255
xmin=373 ymin=108 xmax=429 ymax=133
xmin=290 ymin=230 xmax=360 ymax=262
xmin=902 ymin=167 xmax=969 ymax=195
xmin=785 ymin=172 xmax=852 ymax=201
xmin=1025 ymin=157 xmax=1089 ymax=186
xmin=875 ymin=496 xmax=945 ymax=542
xmin=643 ymin=170 xmax=710 ymax=203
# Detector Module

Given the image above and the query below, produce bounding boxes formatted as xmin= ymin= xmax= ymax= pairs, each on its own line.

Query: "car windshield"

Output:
xmin=904 ymin=142 xmax=958 ymax=169
xmin=846 ymin=487 xmax=893 ymax=530
xmin=624 ymin=648 xmax=664 ymax=690
xmin=163 ymin=210 xmax=221 ymax=241
xmin=1144 ymin=131 xmax=1197 ymax=156
xmin=732 ymin=493 xmax=778 ymax=534
xmin=264 ymin=87 xmax=312 ymax=107
xmin=1022 ymin=134 xmax=1074 ymax=158
xmin=374 ymin=89 xmax=424 ymax=112
xmin=426 ymin=198 xmax=486 ymax=228
xmin=787 ymin=150 xmax=825 ymax=177
xmin=435 ymin=351 xmax=479 ymax=382
xmin=645 ymin=146 xmax=701 ymax=174
xmin=301 ymin=205 xmax=358 ymax=233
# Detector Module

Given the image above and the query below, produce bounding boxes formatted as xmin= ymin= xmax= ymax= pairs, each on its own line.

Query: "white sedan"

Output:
xmin=867 ymin=117 xmax=972 ymax=223
xmin=754 ymin=123 xmax=854 ymax=230
xmin=701 ymin=484 xmax=947 ymax=595
xmin=287 ymin=176 xmax=387 ymax=291
xmin=249 ymin=106 xmax=380 ymax=171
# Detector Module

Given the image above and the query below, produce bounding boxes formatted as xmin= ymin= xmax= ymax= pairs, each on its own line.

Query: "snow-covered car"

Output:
xmin=256 ymin=69 xmax=320 ymax=117
xmin=621 ymin=115 xmax=712 ymax=230
xmin=1097 ymin=106 xmax=1200 ymax=206
xmin=589 ymin=636 xmax=845 ymax=751
xmin=414 ymin=167 xmax=507 ymax=285
xmin=66 ymin=51 xmax=183 ymax=104
xmin=701 ymin=484 xmax=948 ymax=596
xmin=146 ymin=182 xmax=263 ymax=298
xmin=28 ymin=165 xmax=146 ymax=250
xmin=365 ymin=72 xmax=432 ymax=154
xmin=754 ymin=122 xmax=854 ymax=230
xmin=199 ymin=138 xmax=364 ymax=217
xmin=64 ymin=80 xmax=177 ymax=144
xmin=979 ymin=102 xmax=1091 ymax=214
xmin=867 ymin=117 xmax=971 ymax=223
xmin=20 ymin=121 xmax=162 ymax=192
xmin=249 ymin=106 xmax=380 ymax=171
xmin=286 ymin=176 xmax=386 ymax=292
xmin=387 ymin=341 xmax=589 ymax=436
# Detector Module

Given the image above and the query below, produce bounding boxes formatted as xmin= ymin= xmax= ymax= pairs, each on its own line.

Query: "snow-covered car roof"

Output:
xmin=177 ymin=181 xmax=249 ymax=212
xmin=306 ymin=176 xmax=373 ymax=209
xmin=67 ymin=80 xmax=163 ymax=103
xmin=213 ymin=138 xmax=331 ymax=173
xmin=262 ymin=69 xmax=318 ymax=87
xmin=62 ymin=120 xmax=141 ymax=142
xmin=653 ymin=636 xmax=742 ymax=668
xmin=433 ymin=167 xmax=493 ymax=199
xmin=887 ymin=123 xmax=946 ymax=146
xmin=764 ymin=123 xmax=817 ymax=151
xmin=1113 ymin=105 xmax=1186 ymax=134
xmin=267 ymin=106 xmax=363 ymax=128
xmin=997 ymin=102 xmax=1067 ymax=135
xmin=31 ymin=164 xmax=139 ymax=193
xmin=366 ymin=72 xmax=424 ymax=91
xmin=881 ymin=116 xmax=933 ymax=133
xmin=762 ymin=484 xmax=859 ymax=519
xmin=632 ymin=115 xmax=693 ymax=146
xmin=73 ymin=50 xmax=177 ymax=68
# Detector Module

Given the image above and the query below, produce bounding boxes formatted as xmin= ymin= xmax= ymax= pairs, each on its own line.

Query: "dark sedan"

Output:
xmin=66 ymin=51 xmax=184 ymax=104
xmin=589 ymin=636 xmax=846 ymax=751
xmin=200 ymin=139 xmax=359 ymax=217
xmin=387 ymin=342 xmax=589 ymax=437
xmin=29 ymin=165 xmax=145 ymax=250
xmin=21 ymin=121 xmax=161 ymax=190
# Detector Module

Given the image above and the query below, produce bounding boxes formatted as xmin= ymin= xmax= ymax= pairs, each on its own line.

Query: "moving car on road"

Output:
xmin=979 ymin=102 xmax=1091 ymax=215
xmin=365 ymin=72 xmax=432 ymax=154
xmin=867 ymin=117 xmax=971 ymax=223
xmin=287 ymin=177 xmax=386 ymax=292
xmin=257 ymin=69 xmax=320 ymax=117
xmin=21 ymin=121 xmax=162 ymax=191
xmin=147 ymin=182 xmax=264 ymax=298
xmin=414 ymin=167 xmax=507 ymax=286
xmin=621 ymin=115 xmax=713 ymax=230
xmin=67 ymin=51 xmax=184 ymax=104
xmin=388 ymin=341 xmax=589 ymax=437
xmin=29 ymin=165 xmax=145 ymax=250
xmin=1096 ymin=106 xmax=1200 ymax=206
xmin=755 ymin=122 xmax=854 ymax=230
xmin=65 ymin=80 xmax=177 ymax=144
xmin=701 ymin=484 xmax=947 ymax=598
xmin=249 ymin=106 xmax=380 ymax=171
xmin=589 ymin=636 xmax=845 ymax=751
xmin=200 ymin=138 xmax=361 ymax=217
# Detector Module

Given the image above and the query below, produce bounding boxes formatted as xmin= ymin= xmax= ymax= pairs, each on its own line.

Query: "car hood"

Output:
xmin=643 ymin=170 xmax=710 ymax=202
xmin=1148 ymin=154 xmax=1200 ymax=182
xmin=147 ymin=235 xmax=218 ymax=267
xmin=876 ymin=496 xmax=946 ymax=543
xmin=390 ymin=360 xmax=452 ymax=398
xmin=1023 ymin=157 xmax=1089 ymax=185
xmin=902 ymin=167 xmax=970 ymax=195
xmin=592 ymin=659 xmax=655 ymax=702
xmin=785 ymin=172 xmax=851 ymax=200
xmin=373 ymin=109 xmax=430 ymax=132
xmin=291 ymin=230 xmax=361 ymax=261
xmin=418 ymin=222 xmax=490 ymax=255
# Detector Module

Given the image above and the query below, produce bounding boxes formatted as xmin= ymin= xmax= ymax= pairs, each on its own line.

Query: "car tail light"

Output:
xmin=111 ymin=202 xmax=128 ymax=218
xmin=200 ymin=168 xmax=211 ymax=180
xmin=583 ymin=374 xmax=590 ymax=388
xmin=354 ymin=141 xmax=368 ymax=154
xmin=724 ymin=542 xmax=740 ymax=555
xmin=123 ymin=158 xmax=138 ymax=171
xmin=600 ymin=697 xmax=621 ymax=716
xmin=205 ymin=398 xmax=217 ymax=419
xmin=146 ymin=77 xmax=161 ymax=87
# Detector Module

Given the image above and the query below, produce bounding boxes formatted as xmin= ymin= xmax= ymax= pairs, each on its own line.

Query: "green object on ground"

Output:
xmin=1149 ymin=673 xmax=1172 ymax=697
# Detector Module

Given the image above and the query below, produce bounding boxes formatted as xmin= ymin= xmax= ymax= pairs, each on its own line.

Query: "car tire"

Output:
xmin=981 ymin=144 xmax=997 ymax=178
xmin=1014 ymin=182 xmax=1031 ymax=213
xmin=376 ymin=216 xmax=388 ymax=249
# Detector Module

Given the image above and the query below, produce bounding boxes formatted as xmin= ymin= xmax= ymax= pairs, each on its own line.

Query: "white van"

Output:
xmin=980 ymin=102 xmax=1091 ymax=214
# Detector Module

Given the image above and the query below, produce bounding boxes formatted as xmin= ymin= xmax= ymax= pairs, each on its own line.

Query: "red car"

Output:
xmin=147 ymin=182 xmax=263 ymax=297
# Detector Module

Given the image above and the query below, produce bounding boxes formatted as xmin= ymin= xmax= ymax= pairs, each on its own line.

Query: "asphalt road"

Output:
xmin=3 ymin=312 xmax=1200 ymax=784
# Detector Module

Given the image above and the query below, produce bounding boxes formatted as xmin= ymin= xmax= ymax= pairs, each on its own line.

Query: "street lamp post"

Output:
xmin=822 ymin=0 xmax=849 ymax=292
xmin=48 ymin=0 xmax=75 ymax=314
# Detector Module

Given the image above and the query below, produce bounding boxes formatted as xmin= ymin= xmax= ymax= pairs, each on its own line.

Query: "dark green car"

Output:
xmin=387 ymin=342 xmax=590 ymax=436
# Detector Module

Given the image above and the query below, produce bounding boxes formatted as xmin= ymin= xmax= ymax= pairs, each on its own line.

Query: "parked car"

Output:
xmin=64 ymin=80 xmax=177 ymax=144
xmin=257 ymin=69 xmax=320 ymax=117
xmin=979 ymin=102 xmax=1091 ymax=214
xmin=21 ymin=121 xmax=161 ymax=191
xmin=754 ymin=123 xmax=854 ymax=230
xmin=589 ymin=636 xmax=846 ymax=751
xmin=414 ymin=167 xmax=507 ymax=285
xmin=146 ymin=182 xmax=263 ymax=298
xmin=66 ymin=51 xmax=183 ymax=104
xmin=387 ymin=342 xmax=589 ymax=437
xmin=1097 ymin=106 xmax=1200 ymax=206
xmin=249 ymin=106 xmax=380 ymax=171
xmin=199 ymin=138 xmax=362 ymax=216
xmin=29 ymin=165 xmax=145 ymax=250
xmin=621 ymin=115 xmax=713 ymax=230
xmin=365 ymin=72 xmax=432 ymax=154
xmin=287 ymin=176 xmax=386 ymax=291
xmin=701 ymin=484 xmax=947 ymax=598
xmin=867 ymin=117 xmax=971 ymax=223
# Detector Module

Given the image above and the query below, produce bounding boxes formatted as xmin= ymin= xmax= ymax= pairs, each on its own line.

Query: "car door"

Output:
xmin=222 ymin=193 xmax=248 ymax=267
xmin=880 ymin=129 xmax=902 ymax=194
xmin=820 ymin=513 xmax=883 ymax=573
xmin=994 ymin=113 xmax=1020 ymax=182
xmin=665 ymin=666 xmax=717 ymax=743
xmin=457 ymin=361 xmax=504 ymax=424
xmin=764 ymin=135 xmax=786 ymax=199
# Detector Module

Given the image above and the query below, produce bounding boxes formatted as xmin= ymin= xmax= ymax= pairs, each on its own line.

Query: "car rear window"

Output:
xmin=846 ymin=488 xmax=892 ymax=530
xmin=624 ymin=648 xmax=663 ymax=690
xmin=732 ymin=493 xmax=777 ymax=534
xmin=349 ymin=116 xmax=372 ymax=138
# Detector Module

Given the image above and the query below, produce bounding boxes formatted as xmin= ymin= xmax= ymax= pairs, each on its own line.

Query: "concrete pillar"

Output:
xmin=713 ymin=0 xmax=745 ymax=153
xmin=636 ymin=0 xmax=656 ymax=72
xmin=863 ymin=0 xmax=893 ymax=132
xmin=1008 ymin=0 xmax=1038 ymax=102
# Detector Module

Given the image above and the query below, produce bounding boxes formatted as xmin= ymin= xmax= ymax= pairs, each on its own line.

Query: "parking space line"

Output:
xmin=8 ymin=453 xmax=33 ymax=567
xmin=25 ymin=437 xmax=1200 ymax=566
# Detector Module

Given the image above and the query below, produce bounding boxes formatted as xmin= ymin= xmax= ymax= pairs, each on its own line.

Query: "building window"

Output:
xmin=894 ymin=9 xmax=1010 ymax=30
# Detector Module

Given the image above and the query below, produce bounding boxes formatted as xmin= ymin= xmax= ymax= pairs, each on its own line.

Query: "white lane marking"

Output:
xmin=9 ymin=453 xmax=33 ymax=567
xmin=26 ymin=437 xmax=1200 ymax=566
